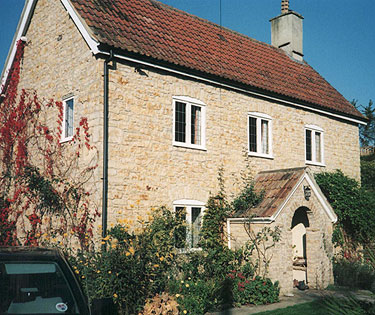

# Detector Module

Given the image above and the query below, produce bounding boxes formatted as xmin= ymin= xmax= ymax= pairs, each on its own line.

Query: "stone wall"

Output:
xmin=16 ymin=0 xmax=104 ymax=241
xmin=106 ymin=59 xmax=360 ymax=225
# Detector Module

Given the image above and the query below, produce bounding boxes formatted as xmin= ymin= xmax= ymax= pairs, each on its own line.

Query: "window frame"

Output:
xmin=305 ymin=124 xmax=325 ymax=166
xmin=172 ymin=96 xmax=206 ymax=150
xmin=173 ymin=199 xmax=205 ymax=251
xmin=247 ymin=112 xmax=273 ymax=159
xmin=61 ymin=96 xmax=74 ymax=143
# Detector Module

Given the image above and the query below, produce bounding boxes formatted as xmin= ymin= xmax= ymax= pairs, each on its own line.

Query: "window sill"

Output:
xmin=173 ymin=142 xmax=207 ymax=151
xmin=248 ymin=152 xmax=274 ymax=160
xmin=60 ymin=136 xmax=73 ymax=144
xmin=305 ymin=161 xmax=326 ymax=167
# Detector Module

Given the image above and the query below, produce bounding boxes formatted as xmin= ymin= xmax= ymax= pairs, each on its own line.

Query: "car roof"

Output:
xmin=0 ymin=246 xmax=63 ymax=261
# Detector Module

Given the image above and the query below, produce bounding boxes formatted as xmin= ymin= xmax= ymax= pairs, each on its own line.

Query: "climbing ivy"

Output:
xmin=315 ymin=170 xmax=375 ymax=250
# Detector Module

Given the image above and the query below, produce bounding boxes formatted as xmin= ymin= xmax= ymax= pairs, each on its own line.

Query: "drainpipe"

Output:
xmin=102 ymin=50 xmax=116 ymax=249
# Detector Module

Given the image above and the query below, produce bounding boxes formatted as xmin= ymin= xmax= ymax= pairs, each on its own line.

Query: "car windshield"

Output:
xmin=0 ymin=262 xmax=80 ymax=314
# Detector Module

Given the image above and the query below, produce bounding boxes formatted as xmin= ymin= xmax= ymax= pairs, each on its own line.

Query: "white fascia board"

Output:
xmin=97 ymin=50 xmax=367 ymax=126
xmin=0 ymin=0 xmax=35 ymax=91
xmin=304 ymin=173 xmax=338 ymax=223
xmin=60 ymin=0 xmax=99 ymax=54
xmin=1 ymin=0 xmax=100 ymax=92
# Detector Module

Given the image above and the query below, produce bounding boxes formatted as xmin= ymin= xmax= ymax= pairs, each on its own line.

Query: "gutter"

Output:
xmin=102 ymin=50 xmax=116 ymax=248
xmin=97 ymin=50 xmax=367 ymax=126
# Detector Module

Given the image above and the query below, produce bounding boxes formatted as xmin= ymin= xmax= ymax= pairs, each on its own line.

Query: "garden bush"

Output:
xmin=168 ymin=277 xmax=228 ymax=314
xmin=70 ymin=207 xmax=183 ymax=314
xmin=333 ymin=258 xmax=375 ymax=292
xmin=227 ymin=270 xmax=279 ymax=306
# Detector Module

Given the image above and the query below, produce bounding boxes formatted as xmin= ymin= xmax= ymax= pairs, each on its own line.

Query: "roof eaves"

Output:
xmin=96 ymin=44 xmax=367 ymax=125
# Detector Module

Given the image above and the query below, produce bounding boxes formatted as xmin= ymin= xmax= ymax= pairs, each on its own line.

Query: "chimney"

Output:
xmin=270 ymin=0 xmax=304 ymax=61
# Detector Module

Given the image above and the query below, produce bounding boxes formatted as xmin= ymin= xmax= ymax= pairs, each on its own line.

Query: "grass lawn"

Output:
xmin=255 ymin=300 xmax=328 ymax=315
xmin=255 ymin=296 xmax=375 ymax=314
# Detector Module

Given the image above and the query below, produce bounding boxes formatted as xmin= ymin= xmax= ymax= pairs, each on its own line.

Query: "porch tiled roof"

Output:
xmin=69 ymin=0 xmax=364 ymax=120
xmin=234 ymin=167 xmax=306 ymax=218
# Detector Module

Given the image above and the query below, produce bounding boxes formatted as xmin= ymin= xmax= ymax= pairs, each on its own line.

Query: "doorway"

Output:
xmin=291 ymin=207 xmax=310 ymax=283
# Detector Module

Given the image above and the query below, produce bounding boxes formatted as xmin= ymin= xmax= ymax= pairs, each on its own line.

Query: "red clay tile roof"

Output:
xmin=70 ymin=0 xmax=363 ymax=120
xmin=234 ymin=167 xmax=306 ymax=218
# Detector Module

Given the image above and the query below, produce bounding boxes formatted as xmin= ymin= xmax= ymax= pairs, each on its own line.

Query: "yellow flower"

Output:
xmin=108 ymin=271 xmax=112 ymax=274
xmin=101 ymin=241 xmax=105 ymax=245
xmin=97 ymin=270 xmax=101 ymax=274
xmin=126 ymin=252 xmax=131 ymax=256
xmin=111 ymin=244 xmax=117 ymax=249
xmin=175 ymin=294 xmax=180 ymax=298
xmin=130 ymin=204 xmax=134 ymax=208
xmin=63 ymin=233 xmax=68 ymax=237
xmin=159 ymin=257 xmax=164 ymax=262
xmin=81 ymin=275 xmax=85 ymax=279
xmin=183 ymin=310 xmax=187 ymax=314
xmin=185 ymin=284 xmax=189 ymax=288
xmin=137 ymin=215 xmax=143 ymax=221
xmin=70 ymin=231 xmax=74 ymax=235
xmin=75 ymin=270 xmax=79 ymax=274
xmin=188 ymin=277 xmax=191 ymax=280
xmin=103 ymin=235 xmax=110 ymax=241
xmin=129 ymin=246 xmax=135 ymax=255
xmin=181 ymin=280 xmax=184 ymax=284
xmin=153 ymin=264 xmax=159 ymax=268
xmin=113 ymin=293 xmax=118 ymax=298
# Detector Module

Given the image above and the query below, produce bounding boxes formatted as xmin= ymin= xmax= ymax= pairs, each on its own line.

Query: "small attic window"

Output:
xmin=61 ymin=96 xmax=74 ymax=142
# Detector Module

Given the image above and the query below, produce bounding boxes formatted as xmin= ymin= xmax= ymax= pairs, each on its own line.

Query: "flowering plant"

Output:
xmin=0 ymin=40 xmax=99 ymax=249
xmin=227 ymin=270 xmax=279 ymax=306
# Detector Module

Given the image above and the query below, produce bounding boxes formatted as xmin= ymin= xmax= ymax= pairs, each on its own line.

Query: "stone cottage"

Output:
xmin=1 ymin=0 xmax=366 ymax=293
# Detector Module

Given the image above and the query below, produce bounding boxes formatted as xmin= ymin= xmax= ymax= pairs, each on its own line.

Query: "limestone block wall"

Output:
xmin=15 ymin=0 xmax=103 ymax=238
xmin=106 ymin=59 xmax=360 ymax=225
xmin=229 ymin=178 xmax=334 ymax=294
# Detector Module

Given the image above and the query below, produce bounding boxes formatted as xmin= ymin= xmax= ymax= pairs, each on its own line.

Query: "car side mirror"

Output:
xmin=91 ymin=297 xmax=117 ymax=315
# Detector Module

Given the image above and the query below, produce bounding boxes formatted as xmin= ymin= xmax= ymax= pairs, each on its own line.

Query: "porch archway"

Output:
xmin=291 ymin=207 xmax=310 ymax=283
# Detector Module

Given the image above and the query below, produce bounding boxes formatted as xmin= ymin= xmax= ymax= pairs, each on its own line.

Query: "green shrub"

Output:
xmin=315 ymin=170 xmax=375 ymax=247
xmin=69 ymin=207 xmax=182 ymax=314
xmin=333 ymin=258 xmax=375 ymax=292
xmin=168 ymin=278 xmax=227 ymax=314
xmin=227 ymin=271 xmax=279 ymax=306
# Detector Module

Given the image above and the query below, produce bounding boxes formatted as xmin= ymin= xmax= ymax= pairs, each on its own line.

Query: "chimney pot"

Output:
xmin=281 ymin=0 xmax=289 ymax=14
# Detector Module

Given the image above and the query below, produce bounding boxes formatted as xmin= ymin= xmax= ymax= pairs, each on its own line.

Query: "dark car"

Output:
xmin=0 ymin=247 xmax=112 ymax=315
